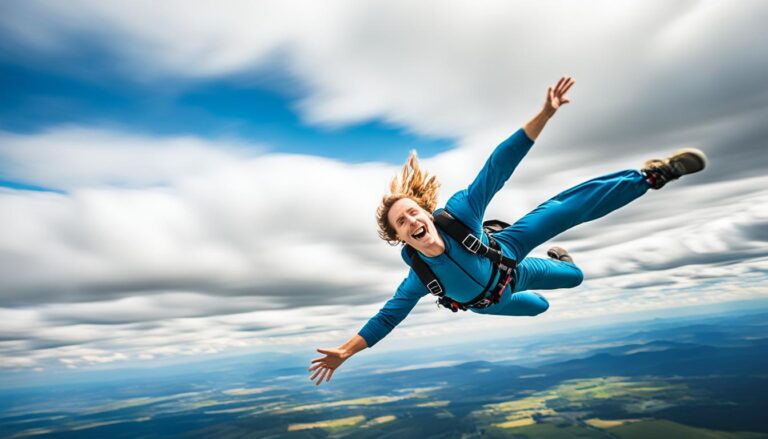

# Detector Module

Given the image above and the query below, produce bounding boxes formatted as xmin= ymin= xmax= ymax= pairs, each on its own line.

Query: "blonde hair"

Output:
xmin=376 ymin=150 xmax=441 ymax=245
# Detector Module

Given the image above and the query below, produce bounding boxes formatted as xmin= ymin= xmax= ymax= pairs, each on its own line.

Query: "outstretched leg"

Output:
xmin=494 ymin=169 xmax=648 ymax=260
xmin=493 ymin=146 xmax=708 ymax=260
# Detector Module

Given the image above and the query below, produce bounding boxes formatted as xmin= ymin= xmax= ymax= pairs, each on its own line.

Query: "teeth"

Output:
xmin=412 ymin=226 xmax=425 ymax=238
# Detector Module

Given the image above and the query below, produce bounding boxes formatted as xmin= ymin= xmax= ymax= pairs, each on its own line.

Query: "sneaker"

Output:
xmin=642 ymin=147 xmax=708 ymax=189
xmin=547 ymin=246 xmax=574 ymax=264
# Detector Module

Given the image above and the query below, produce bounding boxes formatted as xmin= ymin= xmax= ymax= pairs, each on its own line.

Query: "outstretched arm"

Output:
xmin=524 ymin=76 xmax=574 ymax=140
xmin=309 ymin=274 xmax=427 ymax=386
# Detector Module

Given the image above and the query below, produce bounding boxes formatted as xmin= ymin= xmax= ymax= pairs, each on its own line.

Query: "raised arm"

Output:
xmin=445 ymin=76 xmax=575 ymax=229
xmin=524 ymin=76 xmax=574 ymax=140
xmin=308 ymin=274 xmax=427 ymax=386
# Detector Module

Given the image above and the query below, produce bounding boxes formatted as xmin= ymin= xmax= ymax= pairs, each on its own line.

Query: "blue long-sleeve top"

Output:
xmin=358 ymin=128 xmax=535 ymax=347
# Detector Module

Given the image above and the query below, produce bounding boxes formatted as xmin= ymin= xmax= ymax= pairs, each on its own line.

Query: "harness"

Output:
xmin=405 ymin=210 xmax=518 ymax=312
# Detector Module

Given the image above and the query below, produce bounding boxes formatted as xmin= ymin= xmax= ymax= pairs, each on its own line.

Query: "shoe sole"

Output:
xmin=546 ymin=249 xmax=559 ymax=259
xmin=547 ymin=247 xmax=573 ymax=262
xmin=671 ymin=147 xmax=708 ymax=173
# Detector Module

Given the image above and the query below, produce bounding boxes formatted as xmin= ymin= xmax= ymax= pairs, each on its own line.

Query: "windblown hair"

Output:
xmin=376 ymin=150 xmax=441 ymax=245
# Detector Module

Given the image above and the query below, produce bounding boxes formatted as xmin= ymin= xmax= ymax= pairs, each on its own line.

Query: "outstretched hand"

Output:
xmin=308 ymin=347 xmax=348 ymax=386
xmin=545 ymin=76 xmax=575 ymax=112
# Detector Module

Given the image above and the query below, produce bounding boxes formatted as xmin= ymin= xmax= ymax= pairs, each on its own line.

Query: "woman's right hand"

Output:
xmin=308 ymin=347 xmax=349 ymax=386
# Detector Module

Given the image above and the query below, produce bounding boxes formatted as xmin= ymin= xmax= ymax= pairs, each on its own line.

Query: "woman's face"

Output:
xmin=387 ymin=198 xmax=441 ymax=252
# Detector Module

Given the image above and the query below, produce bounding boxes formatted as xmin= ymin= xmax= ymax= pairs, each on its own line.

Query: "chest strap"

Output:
xmin=434 ymin=211 xmax=506 ymax=265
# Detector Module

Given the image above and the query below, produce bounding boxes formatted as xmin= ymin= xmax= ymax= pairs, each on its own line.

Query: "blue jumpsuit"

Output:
xmin=358 ymin=128 xmax=649 ymax=347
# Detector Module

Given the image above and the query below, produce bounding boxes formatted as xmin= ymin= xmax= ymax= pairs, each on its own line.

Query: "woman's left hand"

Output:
xmin=545 ymin=76 xmax=575 ymax=112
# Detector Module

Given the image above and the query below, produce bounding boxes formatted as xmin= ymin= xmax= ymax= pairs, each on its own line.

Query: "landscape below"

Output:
xmin=2 ymin=311 xmax=767 ymax=438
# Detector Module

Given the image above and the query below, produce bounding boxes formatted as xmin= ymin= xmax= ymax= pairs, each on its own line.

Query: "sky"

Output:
xmin=0 ymin=0 xmax=767 ymax=376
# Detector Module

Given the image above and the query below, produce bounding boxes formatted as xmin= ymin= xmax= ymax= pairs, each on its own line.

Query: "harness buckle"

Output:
xmin=426 ymin=280 xmax=443 ymax=296
xmin=461 ymin=235 xmax=482 ymax=253
xmin=473 ymin=298 xmax=492 ymax=308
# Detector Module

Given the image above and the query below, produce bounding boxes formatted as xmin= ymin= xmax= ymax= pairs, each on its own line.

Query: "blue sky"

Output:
xmin=0 ymin=56 xmax=454 ymax=172
xmin=0 ymin=0 xmax=767 ymax=375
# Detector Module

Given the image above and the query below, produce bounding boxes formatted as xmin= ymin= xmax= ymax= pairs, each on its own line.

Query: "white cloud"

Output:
xmin=3 ymin=1 xmax=767 ymax=139
xmin=0 ymin=127 xmax=261 ymax=189
xmin=1 ymin=126 xmax=767 ymax=371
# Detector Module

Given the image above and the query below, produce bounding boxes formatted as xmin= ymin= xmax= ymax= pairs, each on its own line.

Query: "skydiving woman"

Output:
xmin=308 ymin=76 xmax=707 ymax=386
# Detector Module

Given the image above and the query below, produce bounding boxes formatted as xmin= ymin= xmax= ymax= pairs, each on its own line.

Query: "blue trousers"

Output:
xmin=471 ymin=169 xmax=649 ymax=316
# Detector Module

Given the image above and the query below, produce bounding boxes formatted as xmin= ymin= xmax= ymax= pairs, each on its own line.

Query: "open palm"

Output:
xmin=308 ymin=347 xmax=347 ymax=386
xmin=546 ymin=76 xmax=575 ymax=111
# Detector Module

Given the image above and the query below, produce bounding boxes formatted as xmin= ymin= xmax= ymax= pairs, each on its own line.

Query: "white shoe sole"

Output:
xmin=671 ymin=147 xmax=708 ymax=172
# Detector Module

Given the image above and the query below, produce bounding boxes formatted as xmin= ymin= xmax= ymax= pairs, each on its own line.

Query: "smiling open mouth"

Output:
xmin=411 ymin=226 xmax=427 ymax=240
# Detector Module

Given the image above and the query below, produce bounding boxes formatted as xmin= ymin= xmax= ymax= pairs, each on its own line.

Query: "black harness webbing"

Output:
xmin=405 ymin=210 xmax=517 ymax=312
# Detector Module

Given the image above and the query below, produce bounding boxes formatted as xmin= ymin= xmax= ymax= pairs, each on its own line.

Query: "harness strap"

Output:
xmin=405 ymin=210 xmax=518 ymax=312
xmin=434 ymin=210 xmax=517 ymax=270
xmin=434 ymin=211 xmax=501 ymax=262
xmin=406 ymin=245 xmax=445 ymax=297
